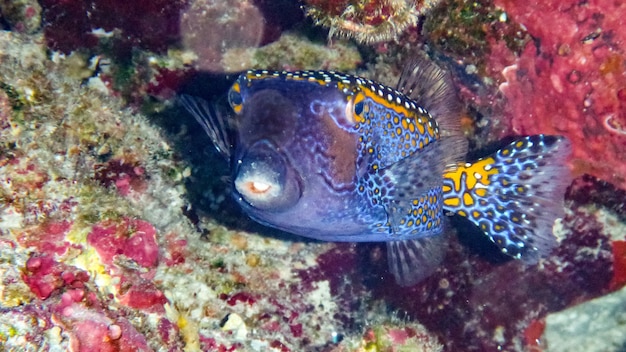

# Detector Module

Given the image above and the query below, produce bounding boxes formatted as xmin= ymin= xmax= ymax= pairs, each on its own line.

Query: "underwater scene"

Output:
xmin=0 ymin=0 xmax=625 ymax=351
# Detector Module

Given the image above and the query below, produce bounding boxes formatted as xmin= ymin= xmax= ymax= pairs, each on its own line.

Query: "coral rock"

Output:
xmin=23 ymin=255 xmax=90 ymax=299
xmin=304 ymin=0 xmax=437 ymax=44
xmin=543 ymin=285 xmax=626 ymax=352
xmin=493 ymin=0 xmax=626 ymax=189
xmin=87 ymin=217 xmax=159 ymax=269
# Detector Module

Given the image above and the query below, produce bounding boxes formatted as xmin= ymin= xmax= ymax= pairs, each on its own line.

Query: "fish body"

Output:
xmin=182 ymin=58 xmax=571 ymax=286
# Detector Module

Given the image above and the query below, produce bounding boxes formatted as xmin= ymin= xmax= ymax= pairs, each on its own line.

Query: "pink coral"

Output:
xmin=609 ymin=240 xmax=626 ymax=291
xmin=117 ymin=273 xmax=167 ymax=313
xmin=23 ymin=254 xmax=90 ymax=299
xmin=87 ymin=217 xmax=159 ymax=268
xmin=86 ymin=218 xmax=167 ymax=313
xmin=17 ymin=221 xmax=72 ymax=256
xmin=95 ymin=159 xmax=148 ymax=197
xmin=162 ymin=232 xmax=187 ymax=266
xmin=491 ymin=0 xmax=626 ymax=189
xmin=54 ymin=300 xmax=152 ymax=352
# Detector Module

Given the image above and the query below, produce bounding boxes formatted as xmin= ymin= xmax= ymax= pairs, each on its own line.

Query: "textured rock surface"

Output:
xmin=544 ymin=285 xmax=626 ymax=352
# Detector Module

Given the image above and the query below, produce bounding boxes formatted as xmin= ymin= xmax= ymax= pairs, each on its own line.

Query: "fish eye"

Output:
xmin=354 ymin=101 xmax=364 ymax=115
xmin=234 ymin=140 xmax=302 ymax=212
xmin=228 ymin=89 xmax=242 ymax=106
xmin=228 ymin=83 xmax=243 ymax=113
xmin=246 ymin=181 xmax=272 ymax=194
xmin=346 ymin=92 xmax=366 ymax=124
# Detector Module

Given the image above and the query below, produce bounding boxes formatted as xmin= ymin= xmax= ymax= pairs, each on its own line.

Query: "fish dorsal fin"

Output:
xmin=179 ymin=94 xmax=232 ymax=160
xmin=386 ymin=235 xmax=447 ymax=286
xmin=397 ymin=56 xmax=461 ymax=135
xmin=397 ymin=56 xmax=468 ymax=168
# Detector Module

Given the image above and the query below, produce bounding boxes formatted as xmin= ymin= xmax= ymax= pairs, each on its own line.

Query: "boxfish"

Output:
xmin=181 ymin=57 xmax=572 ymax=286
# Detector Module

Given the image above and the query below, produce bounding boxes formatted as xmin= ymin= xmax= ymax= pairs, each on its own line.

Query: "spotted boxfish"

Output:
xmin=181 ymin=57 xmax=572 ymax=286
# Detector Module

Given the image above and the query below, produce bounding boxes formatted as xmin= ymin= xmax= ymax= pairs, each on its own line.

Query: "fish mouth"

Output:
xmin=233 ymin=140 xmax=302 ymax=213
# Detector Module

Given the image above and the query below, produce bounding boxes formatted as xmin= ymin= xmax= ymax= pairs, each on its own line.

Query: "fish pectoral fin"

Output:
xmin=179 ymin=94 xmax=232 ymax=160
xmin=381 ymin=141 xmax=444 ymax=203
xmin=379 ymin=142 xmax=447 ymax=236
xmin=386 ymin=236 xmax=447 ymax=287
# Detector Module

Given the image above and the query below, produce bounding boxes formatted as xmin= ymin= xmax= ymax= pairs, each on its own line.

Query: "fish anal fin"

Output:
xmin=386 ymin=236 xmax=447 ymax=286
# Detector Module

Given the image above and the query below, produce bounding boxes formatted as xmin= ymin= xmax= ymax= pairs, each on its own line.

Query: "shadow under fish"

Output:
xmin=180 ymin=56 xmax=572 ymax=287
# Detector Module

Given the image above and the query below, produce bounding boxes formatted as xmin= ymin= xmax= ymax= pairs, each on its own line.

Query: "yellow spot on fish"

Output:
xmin=475 ymin=188 xmax=487 ymax=197
xmin=416 ymin=122 xmax=425 ymax=135
xmin=463 ymin=192 xmax=474 ymax=206
xmin=444 ymin=197 xmax=460 ymax=207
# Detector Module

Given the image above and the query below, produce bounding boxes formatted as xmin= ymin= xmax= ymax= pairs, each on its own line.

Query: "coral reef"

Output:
xmin=39 ymin=0 xmax=185 ymax=54
xmin=180 ymin=0 xmax=304 ymax=72
xmin=220 ymin=33 xmax=362 ymax=73
xmin=180 ymin=0 xmax=265 ymax=72
xmin=29 ymin=0 xmax=360 ymax=108
xmin=381 ymin=0 xmax=626 ymax=191
xmin=0 ymin=0 xmax=42 ymax=33
xmin=491 ymin=0 xmax=626 ymax=189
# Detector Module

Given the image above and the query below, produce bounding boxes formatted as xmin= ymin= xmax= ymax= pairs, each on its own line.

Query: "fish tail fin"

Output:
xmin=442 ymin=135 xmax=572 ymax=262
